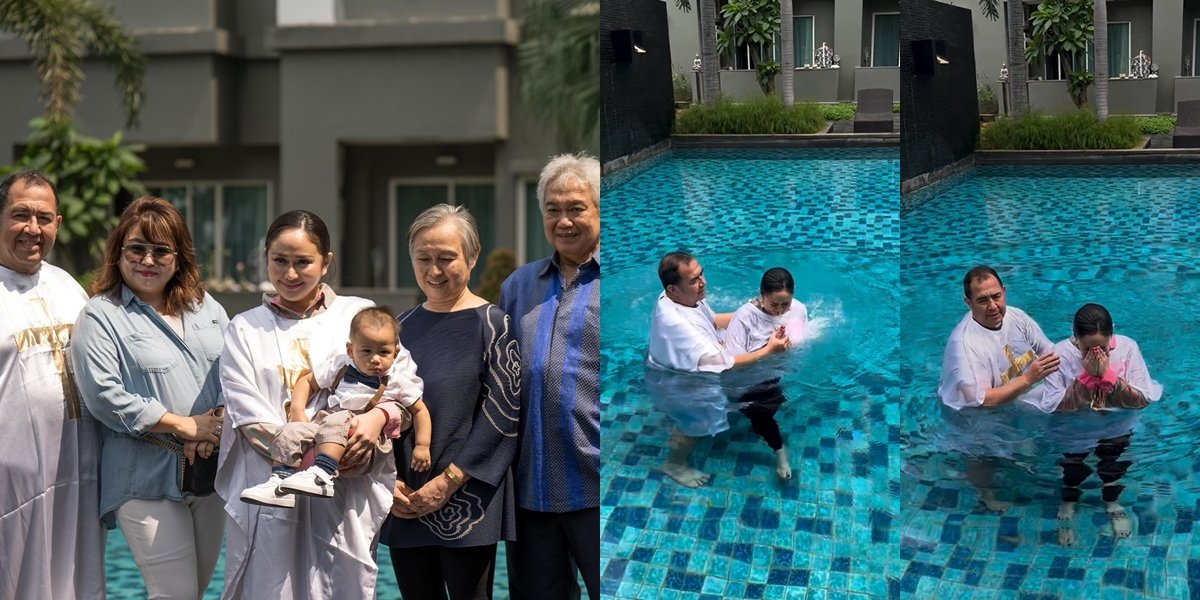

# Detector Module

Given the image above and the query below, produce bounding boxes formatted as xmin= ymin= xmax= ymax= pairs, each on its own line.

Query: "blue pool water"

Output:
xmin=901 ymin=165 xmax=1200 ymax=599
xmin=600 ymin=148 xmax=900 ymax=599
xmin=104 ymin=523 xmax=510 ymax=598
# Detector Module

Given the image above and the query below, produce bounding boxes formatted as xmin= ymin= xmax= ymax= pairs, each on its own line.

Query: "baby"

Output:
xmin=241 ymin=306 xmax=431 ymax=507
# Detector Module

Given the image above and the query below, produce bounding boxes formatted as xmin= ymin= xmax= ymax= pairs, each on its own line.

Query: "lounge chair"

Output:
xmin=853 ymin=88 xmax=894 ymax=133
xmin=1173 ymin=100 xmax=1200 ymax=148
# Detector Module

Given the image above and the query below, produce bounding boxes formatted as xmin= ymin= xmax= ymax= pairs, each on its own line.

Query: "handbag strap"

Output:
xmin=139 ymin=434 xmax=186 ymax=491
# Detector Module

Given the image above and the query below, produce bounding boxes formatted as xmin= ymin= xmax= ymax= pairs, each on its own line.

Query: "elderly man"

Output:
xmin=501 ymin=153 xmax=600 ymax=599
xmin=647 ymin=251 xmax=788 ymax=487
xmin=0 ymin=170 xmax=105 ymax=599
xmin=938 ymin=265 xmax=1059 ymax=510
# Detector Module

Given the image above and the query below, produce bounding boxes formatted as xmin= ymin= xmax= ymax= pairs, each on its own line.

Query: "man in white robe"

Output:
xmin=0 ymin=171 xmax=105 ymax=599
xmin=646 ymin=252 xmax=787 ymax=487
xmin=937 ymin=265 xmax=1059 ymax=511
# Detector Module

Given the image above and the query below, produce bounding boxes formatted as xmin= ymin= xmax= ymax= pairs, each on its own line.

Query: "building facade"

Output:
xmin=666 ymin=0 xmax=902 ymax=103
xmin=948 ymin=0 xmax=1200 ymax=115
xmin=0 ymin=0 xmax=564 ymax=312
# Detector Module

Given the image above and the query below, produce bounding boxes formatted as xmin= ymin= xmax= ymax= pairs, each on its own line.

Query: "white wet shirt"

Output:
xmin=725 ymin=298 xmax=807 ymax=354
xmin=647 ymin=293 xmax=733 ymax=373
xmin=1029 ymin=334 xmax=1162 ymax=413
xmin=938 ymin=306 xmax=1053 ymax=410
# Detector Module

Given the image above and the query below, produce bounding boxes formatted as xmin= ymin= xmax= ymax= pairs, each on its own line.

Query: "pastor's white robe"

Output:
xmin=0 ymin=263 xmax=105 ymax=600
xmin=645 ymin=294 xmax=734 ymax=436
xmin=216 ymin=295 xmax=395 ymax=600
xmin=938 ymin=307 xmax=1053 ymax=410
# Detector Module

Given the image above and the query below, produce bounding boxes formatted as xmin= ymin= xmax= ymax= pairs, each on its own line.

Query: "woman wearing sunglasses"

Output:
xmin=70 ymin=196 xmax=229 ymax=598
xmin=1028 ymin=303 xmax=1162 ymax=546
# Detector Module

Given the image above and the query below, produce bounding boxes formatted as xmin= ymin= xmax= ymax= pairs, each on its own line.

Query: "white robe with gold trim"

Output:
xmin=0 ymin=263 xmax=105 ymax=600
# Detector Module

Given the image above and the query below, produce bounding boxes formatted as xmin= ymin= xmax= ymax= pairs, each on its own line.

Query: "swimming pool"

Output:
xmin=600 ymin=148 xmax=900 ymax=599
xmin=901 ymin=165 xmax=1200 ymax=598
xmin=104 ymin=522 xmax=511 ymax=597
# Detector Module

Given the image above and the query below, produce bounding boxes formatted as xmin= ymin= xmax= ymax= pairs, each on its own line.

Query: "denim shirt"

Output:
xmin=69 ymin=286 xmax=229 ymax=527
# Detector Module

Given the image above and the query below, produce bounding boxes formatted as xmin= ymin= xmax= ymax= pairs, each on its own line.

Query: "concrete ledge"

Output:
xmin=602 ymin=139 xmax=671 ymax=176
xmin=975 ymin=147 xmax=1200 ymax=165
xmin=269 ymin=18 xmax=517 ymax=51
xmin=0 ymin=29 xmax=236 ymax=59
xmin=901 ymin=154 xmax=975 ymax=197
xmin=671 ymin=133 xmax=899 ymax=148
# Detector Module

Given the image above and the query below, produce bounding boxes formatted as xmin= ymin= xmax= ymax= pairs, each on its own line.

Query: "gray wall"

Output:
xmin=855 ymin=67 xmax=900 ymax=99
xmin=794 ymin=69 xmax=841 ymax=102
xmin=1154 ymin=0 xmax=1185 ymax=112
xmin=1183 ymin=1 xmax=1200 ymax=76
xmin=342 ymin=0 xmax=506 ymax=20
xmin=1107 ymin=0 xmax=1153 ymax=76
xmin=103 ymin=0 xmax=221 ymax=29
xmin=798 ymin=0 xmax=836 ymax=59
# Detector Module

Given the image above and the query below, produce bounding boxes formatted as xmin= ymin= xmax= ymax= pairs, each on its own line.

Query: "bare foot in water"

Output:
xmin=979 ymin=489 xmax=1012 ymax=513
xmin=1107 ymin=503 xmax=1132 ymax=539
xmin=775 ymin=448 xmax=792 ymax=480
xmin=663 ymin=462 xmax=710 ymax=487
xmin=1057 ymin=502 xmax=1077 ymax=547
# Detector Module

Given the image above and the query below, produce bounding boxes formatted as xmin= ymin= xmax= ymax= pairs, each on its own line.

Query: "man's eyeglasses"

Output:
xmin=122 ymin=243 xmax=177 ymax=264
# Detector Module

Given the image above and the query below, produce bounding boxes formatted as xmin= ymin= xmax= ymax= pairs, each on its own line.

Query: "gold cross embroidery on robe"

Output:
xmin=276 ymin=337 xmax=311 ymax=414
xmin=1000 ymin=344 xmax=1035 ymax=384
xmin=14 ymin=297 xmax=81 ymax=420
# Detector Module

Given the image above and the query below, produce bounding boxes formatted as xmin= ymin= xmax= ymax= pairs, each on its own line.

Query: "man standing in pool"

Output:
xmin=647 ymin=251 xmax=789 ymax=487
xmin=939 ymin=265 xmax=1059 ymax=509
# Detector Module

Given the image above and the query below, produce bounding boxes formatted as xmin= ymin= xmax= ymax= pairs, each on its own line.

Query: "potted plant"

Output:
xmin=673 ymin=72 xmax=692 ymax=109
xmin=978 ymin=83 xmax=998 ymax=121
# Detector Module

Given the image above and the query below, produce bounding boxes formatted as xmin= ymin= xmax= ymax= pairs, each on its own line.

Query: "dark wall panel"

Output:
xmin=601 ymin=0 xmax=674 ymax=164
xmin=900 ymin=0 xmax=978 ymax=184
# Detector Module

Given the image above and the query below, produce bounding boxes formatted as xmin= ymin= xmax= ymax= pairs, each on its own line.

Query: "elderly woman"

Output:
xmin=70 ymin=197 xmax=228 ymax=599
xmin=499 ymin=153 xmax=600 ymax=599
xmin=380 ymin=204 xmax=521 ymax=600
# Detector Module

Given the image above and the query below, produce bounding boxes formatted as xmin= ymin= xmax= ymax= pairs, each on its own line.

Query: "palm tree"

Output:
xmin=700 ymin=0 xmax=723 ymax=105
xmin=780 ymin=0 xmax=794 ymax=106
xmin=520 ymin=0 xmax=599 ymax=153
xmin=1093 ymin=0 xmax=1108 ymax=120
xmin=0 ymin=0 xmax=145 ymax=128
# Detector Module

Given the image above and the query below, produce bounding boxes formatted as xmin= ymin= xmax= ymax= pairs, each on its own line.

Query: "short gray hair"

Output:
xmin=537 ymin=152 xmax=600 ymax=213
xmin=407 ymin=203 xmax=481 ymax=264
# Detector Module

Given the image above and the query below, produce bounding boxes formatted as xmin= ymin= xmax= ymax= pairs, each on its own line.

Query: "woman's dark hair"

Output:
xmin=92 ymin=196 xmax=204 ymax=316
xmin=265 ymin=210 xmax=331 ymax=258
xmin=759 ymin=267 xmax=794 ymax=295
xmin=1073 ymin=303 xmax=1113 ymax=337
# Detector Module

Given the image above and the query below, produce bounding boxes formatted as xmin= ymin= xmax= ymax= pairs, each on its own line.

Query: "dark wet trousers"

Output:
xmin=737 ymin=379 xmax=787 ymax=451
xmin=1060 ymin=434 xmax=1133 ymax=504
xmin=507 ymin=507 xmax=599 ymax=600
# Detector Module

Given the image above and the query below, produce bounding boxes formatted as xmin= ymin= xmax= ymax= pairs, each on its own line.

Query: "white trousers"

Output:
xmin=116 ymin=494 xmax=226 ymax=599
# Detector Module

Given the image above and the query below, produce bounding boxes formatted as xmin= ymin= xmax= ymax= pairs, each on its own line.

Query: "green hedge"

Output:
xmin=978 ymin=109 xmax=1141 ymax=150
xmin=674 ymin=96 xmax=826 ymax=134
xmin=1135 ymin=114 xmax=1176 ymax=135
xmin=821 ymin=102 xmax=856 ymax=121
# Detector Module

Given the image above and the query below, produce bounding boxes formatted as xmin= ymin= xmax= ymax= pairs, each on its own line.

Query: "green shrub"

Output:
xmin=893 ymin=102 xmax=901 ymax=114
xmin=674 ymin=96 xmax=825 ymax=134
xmin=1135 ymin=114 xmax=1176 ymax=135
xmin=978 ymin=109 xmax=1141 ymax=150
xmin=821 ymin=102 xmax=856 ymax=121
xmin=672 ymin=72 xmax=692 ymax=103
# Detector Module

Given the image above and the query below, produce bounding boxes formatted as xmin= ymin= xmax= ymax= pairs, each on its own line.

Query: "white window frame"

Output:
xmin=143 ymin=180 xmax=274 ymax=284
xmin=516 ymin=175 xmax=540 ymax=266
xmin=794 ymin=15 xmax=816 ymax=68
xmin=871 ymin=12 xmax=900 ymax=67
xmin=386 ymin=177 xmax=495 ymax=290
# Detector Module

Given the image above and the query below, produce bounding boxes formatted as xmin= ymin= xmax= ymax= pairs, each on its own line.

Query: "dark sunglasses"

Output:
xmin=122 ymin=243 xmax=177 ymax=263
